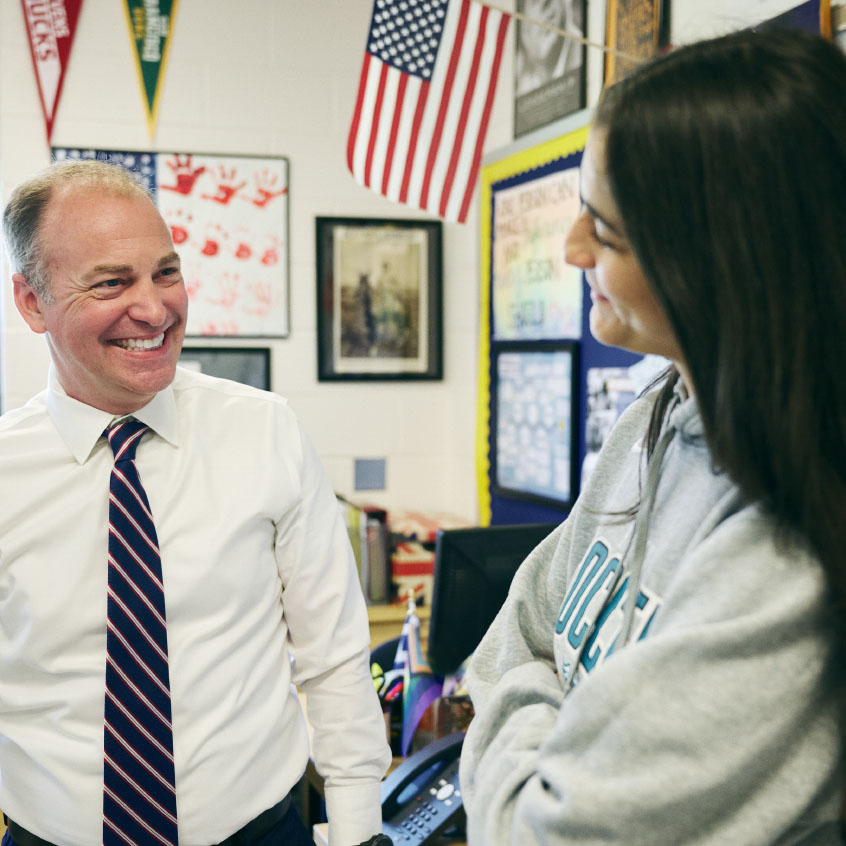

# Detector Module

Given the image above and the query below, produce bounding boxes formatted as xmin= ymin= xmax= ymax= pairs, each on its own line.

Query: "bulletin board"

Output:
xmin=477 ymin=111 xmax=642 ymax=526
xmin=52 ymin=147 xmax=289 ymax=339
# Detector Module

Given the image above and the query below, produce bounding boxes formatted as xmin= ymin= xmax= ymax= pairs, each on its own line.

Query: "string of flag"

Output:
xmin=481 ymin=0 xmax=644 ymax=63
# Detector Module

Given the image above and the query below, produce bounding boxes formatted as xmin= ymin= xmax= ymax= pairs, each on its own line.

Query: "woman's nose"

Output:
xmin=564 ymin=211 xmax=595 ymax=270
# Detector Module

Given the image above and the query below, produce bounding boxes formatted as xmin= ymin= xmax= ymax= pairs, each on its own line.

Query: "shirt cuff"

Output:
xmin=323 ymin=781 xmax=383 ymax=846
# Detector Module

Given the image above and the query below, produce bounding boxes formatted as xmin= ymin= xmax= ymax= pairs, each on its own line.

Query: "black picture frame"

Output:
xmin=514 ymin=0 xmax=587 ymax=137
xmin=178 ymin=346 xmax=271 ymax=391
xmin=491 ymin=341 xmax=579 ymax=510
xmin=316 ymin=217 xmax=443 ymax=381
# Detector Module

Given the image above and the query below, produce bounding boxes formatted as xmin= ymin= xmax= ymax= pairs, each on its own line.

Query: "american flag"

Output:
xmin=347 ymin=0 xmax=511 ymax=223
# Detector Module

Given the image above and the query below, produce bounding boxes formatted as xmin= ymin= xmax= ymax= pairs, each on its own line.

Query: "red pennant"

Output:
xmin=20 ymin=0 xmax=84 ymax=143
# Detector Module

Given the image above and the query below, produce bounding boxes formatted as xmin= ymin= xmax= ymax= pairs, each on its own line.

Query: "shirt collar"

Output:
xmin=45 ymin=365 xmax=180 ymax=464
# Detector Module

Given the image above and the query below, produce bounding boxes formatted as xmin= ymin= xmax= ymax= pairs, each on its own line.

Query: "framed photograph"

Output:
xmin=315 ymin=217 xmax=443 ymax=381
xmin=178 ymin=347 xmax=271 ymax=391
xmin=491 ymin=341 xmax=578 ymax=510
xmin=52 ymin=147 xmax=290 ymax=339
xmin=604 ymin=0 xmax=668 ymax=86
xmin=514 ymin=0 xmax=586 ymax=137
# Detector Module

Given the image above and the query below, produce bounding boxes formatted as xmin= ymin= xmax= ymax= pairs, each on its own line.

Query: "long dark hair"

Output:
xmin=596 ymin=29 xmax=846 ymax=617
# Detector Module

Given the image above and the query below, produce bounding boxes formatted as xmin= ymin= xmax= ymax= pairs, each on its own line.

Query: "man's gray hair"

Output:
xmin=2 ymin=160 xmax=152 ymax=303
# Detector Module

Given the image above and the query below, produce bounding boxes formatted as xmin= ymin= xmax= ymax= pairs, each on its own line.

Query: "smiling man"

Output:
xmin=0 ymin=162 xmax=390 ymax=846
xmin=12 ymin=177 xmax=188 ymax=415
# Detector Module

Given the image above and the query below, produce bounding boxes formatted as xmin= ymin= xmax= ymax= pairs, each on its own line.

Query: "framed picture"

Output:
xmin=52 ymin=147 xmax=290 ymax=339
xmin=178 ymin=347 xmax=271 ymax=391
xmin=315 ymin=217 xmax=443 ymax=381
xmin=491 ymin=341 xmax=578 ymax=510
xmin=604 ymin=0 xmax=668 ymax=86
xmin=514 ymin=0 xmax=586 ymax=137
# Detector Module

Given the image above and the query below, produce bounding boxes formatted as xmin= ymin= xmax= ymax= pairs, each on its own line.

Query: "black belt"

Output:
xmin=4 ymin=793 xmax=291 ymax=846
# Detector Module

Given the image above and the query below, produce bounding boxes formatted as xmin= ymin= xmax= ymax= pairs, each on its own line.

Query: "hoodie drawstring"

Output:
xmin=617 ymin=421 xmax=678 ymax=646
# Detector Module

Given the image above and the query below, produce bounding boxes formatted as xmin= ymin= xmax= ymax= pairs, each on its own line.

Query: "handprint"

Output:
xmin=195 ymin=223 xmax=229 ymax=258
xmin=201 ymin=165 xmax=247 ymax=206
xmin=164 ymin=209 xmax=193 ymax=245
xmin=244 ymin=169 xmax=288 ymax=208
xmin=259 ymin=234 xmax=282 ymax=266
xmin=184 ymin=274 xmax=202 ymax=301
xmin=232 ymin=226 xmax=253 ymax=260
xmin=206 ymin=271 xmax=240 ymax=311
xmin=171 ymin=225 xmax=189 ymax=245
xmin=243 ymin=280 xmax=274 ymax=317
xmin=160 ymin=154 xmax=206 ymax=195
xmin=200 ymin=320 xmax=240 ymax=336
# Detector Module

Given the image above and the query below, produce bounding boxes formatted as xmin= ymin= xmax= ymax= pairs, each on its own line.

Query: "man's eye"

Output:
xmin=98 ymin=279 xmax=123 ymax=289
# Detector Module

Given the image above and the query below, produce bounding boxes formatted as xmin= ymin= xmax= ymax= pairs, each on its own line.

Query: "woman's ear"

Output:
xmin=13 ymin=274 xmax=48 ymax=334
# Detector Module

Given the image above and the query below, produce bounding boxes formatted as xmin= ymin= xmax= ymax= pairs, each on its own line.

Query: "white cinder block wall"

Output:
xmin=0 ymin=0 xmax=804 ymax=519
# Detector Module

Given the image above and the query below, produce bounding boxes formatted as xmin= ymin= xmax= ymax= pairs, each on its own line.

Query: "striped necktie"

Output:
xmin=103 ymin=420 xmax=178 ymax=846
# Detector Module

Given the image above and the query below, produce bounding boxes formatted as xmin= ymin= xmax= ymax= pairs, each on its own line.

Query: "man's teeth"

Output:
xmin=113 ymin=333 xmax=165 ymax=351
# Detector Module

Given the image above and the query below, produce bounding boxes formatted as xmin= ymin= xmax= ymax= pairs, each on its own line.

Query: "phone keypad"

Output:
xmin=385 ymin=757 xmax=464 ymax=843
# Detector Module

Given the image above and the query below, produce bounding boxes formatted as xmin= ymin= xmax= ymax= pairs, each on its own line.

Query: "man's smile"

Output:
xmin=110 ymin=332 xmax=166 ymax=351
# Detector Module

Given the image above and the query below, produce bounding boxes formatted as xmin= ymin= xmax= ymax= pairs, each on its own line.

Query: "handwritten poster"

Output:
xmin=52 ymin=147 xmax=289 ymax=338
xmin=492 ymin=166 xmax=582 ymax=340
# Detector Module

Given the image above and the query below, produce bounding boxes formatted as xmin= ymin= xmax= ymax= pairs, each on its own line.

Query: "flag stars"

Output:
xmin=367 ymin=0 xmax=443 ymax=74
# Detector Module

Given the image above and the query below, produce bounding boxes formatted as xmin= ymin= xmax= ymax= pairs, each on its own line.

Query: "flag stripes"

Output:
xmin=347 ymin=0 xmax=510 ymax=223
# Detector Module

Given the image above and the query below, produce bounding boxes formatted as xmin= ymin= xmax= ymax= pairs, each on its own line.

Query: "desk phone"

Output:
xmin=381 ymin=732 xmax=465 ymax=844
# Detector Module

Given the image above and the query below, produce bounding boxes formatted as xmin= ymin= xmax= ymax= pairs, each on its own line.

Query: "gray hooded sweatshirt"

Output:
xmin=459 ymin=388 xmax=843 ymax=845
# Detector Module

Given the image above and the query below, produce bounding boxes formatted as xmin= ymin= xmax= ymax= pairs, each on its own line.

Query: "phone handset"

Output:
xmin=381 ymin=732 xmax=465 ymax=844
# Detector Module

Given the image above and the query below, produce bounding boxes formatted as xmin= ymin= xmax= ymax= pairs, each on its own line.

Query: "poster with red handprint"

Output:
xmin=52 ymin=146 xmax=289 ymax=338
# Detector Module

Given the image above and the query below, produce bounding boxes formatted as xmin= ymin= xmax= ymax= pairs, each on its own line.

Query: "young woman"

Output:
xmin=459 ymin=27 xmax=846 ymax=845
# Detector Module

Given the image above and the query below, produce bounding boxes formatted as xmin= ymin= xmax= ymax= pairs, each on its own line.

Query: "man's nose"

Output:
xmin=126 ymin=278 xmax=168 ymax=326
xmin=563 ymin=211 xmax=595 ymax=270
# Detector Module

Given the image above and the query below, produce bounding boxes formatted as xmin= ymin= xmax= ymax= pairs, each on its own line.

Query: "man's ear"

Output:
xmin=12 ymin=273 xmax=47 ymax=334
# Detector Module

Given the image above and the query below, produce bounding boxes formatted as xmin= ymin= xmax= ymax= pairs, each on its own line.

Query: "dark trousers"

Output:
xmin=2 ymin=796 xmax=312 ymax=846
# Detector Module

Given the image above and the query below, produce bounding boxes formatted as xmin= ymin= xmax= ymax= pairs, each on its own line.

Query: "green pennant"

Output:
xmin=124 ymin=0 xmax=179 ymax=137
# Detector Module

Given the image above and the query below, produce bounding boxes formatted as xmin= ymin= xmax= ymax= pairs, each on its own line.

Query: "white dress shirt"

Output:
xmin=0 ymin=366 xmax=391 ymax=846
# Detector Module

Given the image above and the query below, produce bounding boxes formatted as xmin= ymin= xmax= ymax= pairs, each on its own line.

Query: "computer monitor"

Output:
xmin=426 ymin=523 xmax=560 ymax=677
